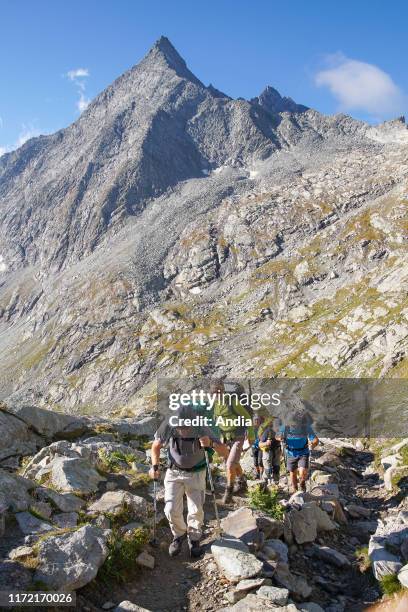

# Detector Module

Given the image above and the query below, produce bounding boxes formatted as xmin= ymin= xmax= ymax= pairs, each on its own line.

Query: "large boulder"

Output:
xmin=2 ymin=405 xmax=87 ymax=439
xmin=221 ymin=508 xmax=261 ymax=547
xmin=211 ymin=537 xmax=263 ymax=583
xmin=51 ymin=457 xmax=105 ymax=494
xmin=0 ymin=409 xmax=42 ymax=460
xmin=0 ymin=469 xmax=36 ymax=511
xmin=88 ymin=491 xmax=148 ymax=518
xmin=34 ymin=525 xmax=110 ymax=590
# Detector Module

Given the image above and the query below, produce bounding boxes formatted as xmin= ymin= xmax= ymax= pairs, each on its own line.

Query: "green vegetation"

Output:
xmin=105 ymin=503 xmax=135 ymax=528
xmin=354 ymin=546 xmax=371 ymax=572
xmin=247 ymin=485 xmax=285 ymax=520
xmin=98 ymin=527 xmax=149 ymax=584
xmin=379 ymin=573 xmax=404 ymax=596
xmin=97 ymin=449 xmax=137 ymax=472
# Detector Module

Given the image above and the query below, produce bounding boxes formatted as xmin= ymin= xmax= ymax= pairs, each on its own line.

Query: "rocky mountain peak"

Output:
xmin=141 ymin=35 xmax=204 ymax=86
xmin=251 ymin=84 xmax=308 ymax=114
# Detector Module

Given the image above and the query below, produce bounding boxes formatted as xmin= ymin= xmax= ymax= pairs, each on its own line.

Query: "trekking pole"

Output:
xmin=204 ymin=449 xmax=222 ymax=538
xmin=281 ymin=441 xmax=289 ymax=493
xmin=308 ymin=445 xmax=313 ymax=494
xmin=149 ymin=478 xmax=159 ymax=547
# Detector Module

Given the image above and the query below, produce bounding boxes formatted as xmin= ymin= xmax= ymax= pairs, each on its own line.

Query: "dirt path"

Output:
xmin=79 ymin=443 xmax=398 ymax=612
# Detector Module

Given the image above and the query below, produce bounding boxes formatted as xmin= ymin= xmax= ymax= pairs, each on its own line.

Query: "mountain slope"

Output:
xmin=0 ymin=37 xmax=407 ymax=413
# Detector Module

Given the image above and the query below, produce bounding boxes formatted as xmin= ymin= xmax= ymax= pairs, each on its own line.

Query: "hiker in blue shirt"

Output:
xmin=277 ymin=407 xmax=318 ymax=493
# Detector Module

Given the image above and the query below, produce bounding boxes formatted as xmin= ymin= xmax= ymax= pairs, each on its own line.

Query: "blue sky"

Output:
xmin=1 ymin=0 xmax=407 ymax=154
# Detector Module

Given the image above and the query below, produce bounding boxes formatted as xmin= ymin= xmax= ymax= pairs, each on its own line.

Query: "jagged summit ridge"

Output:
xmin=251 ymin=85 xmax=309 ymax=114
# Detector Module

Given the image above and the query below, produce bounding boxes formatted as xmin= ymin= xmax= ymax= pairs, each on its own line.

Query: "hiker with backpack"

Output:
xmin=258 ymin=415 xmax=282 ymax=486
xmin=149 ymin=404 xmax=229 ymax=558
xmin=210 ymin=379 xmax=254 ymax=504
xmin=276 ymin=404 xmax=318 ymax=493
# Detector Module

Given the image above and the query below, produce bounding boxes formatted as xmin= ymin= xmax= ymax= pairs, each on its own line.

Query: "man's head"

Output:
xmin=210 ymin=378 xmax=225 ymax=395
xmin=253 ymin=414 xmax=263 ymax=427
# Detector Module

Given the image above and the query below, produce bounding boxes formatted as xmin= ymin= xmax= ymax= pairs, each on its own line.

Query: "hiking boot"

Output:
xmin=222 ymin=485 xmax=233 ymax=504
xmin=299 ymin=480 xmax=307 ymax=493
xmin=168 ymin=534 xmax=186 ymax=557
xmin=233 ymin=476 xmax=247 ymax=494
xmin=188 ymin=537 xmax=202 ymax=558
xmin=273 ymin=475 xmax=280 ymax=486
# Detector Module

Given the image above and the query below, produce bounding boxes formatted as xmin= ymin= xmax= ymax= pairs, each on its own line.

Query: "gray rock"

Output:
xmin=87 ymin=490 xmax=148 ymax=517
xmin=37 ymin=488 xmax=85 ymax=512
xmin=313 ymin=545 xmax=351 ymax=568
xmin=263 ymin=539 xmax=288 ymax=564
xmin=0 ymin=409 xmax=42 ymax=460
xmin=15 ymin=511 xmax=53 ymax=535
xmin=274 ymin=563 xmax=312 ymax=598
xmin=53 ymin=512 xmax=79 ymax=529
xmin=0 ymin=561 xmax=33 ymax=591
xmin=234 ymin=577 xmax=269 ymax=592
xmin=29 ymin=501 xmax=52 ymax=519
xmin=51 ymin=456 xmax=105 ymax=494
xmin=256 ymin=585 xmax=289 ymax=605
xmin=135 ymin=551 xmax=155 ymax=569
xmin=398 ymin=563 xmax=408 ymax=588
xmin=368 ymin=537 xmax=403 ymax=580
xmin=8 ymin=546 xmax=34 ymax=560
xmin=220 ymin=593 xmax=290 ymax=611
xmin=114 ymin=602 xmax=151 ymax=612
xmin=3 ymin=405 xmax=87 ymax=439
xmin=344 ymin=503 xmax=371 ymax=518
xmin=92 ymin=515 xmax=111 ymax=529
xmin=0 ymin=469 xmax=36 ymax=511
xmin=34 ymin=525 xmax=110 ymax=590
xmin=289 ymin=505 xmax=317 ymax=544
xmin=211 ymin=537 xmax=263 ymax=583
xmin=221 ymin=507 xmax=260 ymax=547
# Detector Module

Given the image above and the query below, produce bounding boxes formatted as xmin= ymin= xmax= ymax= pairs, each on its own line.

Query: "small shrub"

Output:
xmin=355 ymin=546 xmax=371 ymax=572
xmin=98 ymin=527 xmax=149 ymax=584
xmin=97 ymin=449 xmax=137 ymax=473
xmin=247 ymin=485 xmax=285 ymax=520
xmin=380 ymin=573 xmax=403 ymax=596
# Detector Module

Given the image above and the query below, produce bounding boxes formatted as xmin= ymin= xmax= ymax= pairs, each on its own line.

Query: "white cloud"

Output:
xmin=66 ymin=67 xmax=91 ymax=114
xmin=77 ymin=92 xmax=90 ymax=113
xmin=67 ymin=68 xmax=89 ymax=80
xmin=315 ymin=53 xmax=404 ymax=117
xmin=0 ymin=146 xmax=7 ymax=157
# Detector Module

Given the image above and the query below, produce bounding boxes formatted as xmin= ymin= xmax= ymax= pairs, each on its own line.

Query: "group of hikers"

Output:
xmin=149 ymin=379 xmax=319 ymax=558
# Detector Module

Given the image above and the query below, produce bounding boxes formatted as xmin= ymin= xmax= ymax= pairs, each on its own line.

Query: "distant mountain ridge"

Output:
xmin=0 ymin=37 xmax=407 ymax=413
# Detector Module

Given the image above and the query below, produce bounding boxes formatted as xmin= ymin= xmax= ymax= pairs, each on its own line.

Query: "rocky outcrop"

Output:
xmin=34 ymin=525 xmax=110 ymax=590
